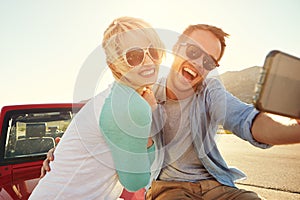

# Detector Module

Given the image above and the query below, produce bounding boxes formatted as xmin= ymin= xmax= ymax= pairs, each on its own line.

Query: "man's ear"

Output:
xmin=172 ymin=43 xmax=180 ymax=54
xmin=172 ymin=43 xmax=183 ymax=60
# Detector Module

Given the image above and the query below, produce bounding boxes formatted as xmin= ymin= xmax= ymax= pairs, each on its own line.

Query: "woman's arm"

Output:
xmin=99 ymin=83 xmax=154 ymax=192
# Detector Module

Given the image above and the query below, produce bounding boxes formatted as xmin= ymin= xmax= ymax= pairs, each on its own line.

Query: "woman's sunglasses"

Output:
xmin=123 ymin=44 xmax=161 ymax=68
xmin=179 ymin=43 xmax=219 ymax=71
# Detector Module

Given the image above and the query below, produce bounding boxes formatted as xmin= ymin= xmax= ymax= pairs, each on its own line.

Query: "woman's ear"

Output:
xmin=108 ymin=63 xmax=123 ymax=80
xmin=108 ymin=63 xmax=117 ymax=71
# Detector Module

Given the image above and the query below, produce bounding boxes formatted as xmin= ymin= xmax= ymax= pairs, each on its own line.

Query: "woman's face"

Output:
xmin=115 ymin=30 xmax=162 ymax=91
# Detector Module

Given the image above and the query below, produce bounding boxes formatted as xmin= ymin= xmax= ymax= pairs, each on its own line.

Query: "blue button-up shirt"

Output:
xmin=149 ymin=77 xmax=271 ymax=188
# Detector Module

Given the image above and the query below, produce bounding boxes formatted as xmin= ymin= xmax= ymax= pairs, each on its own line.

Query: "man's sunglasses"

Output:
xmin=123 ymin=44 xmax=161 ymax=68
xmin=179 ymin=43 xmax=219 ymax=71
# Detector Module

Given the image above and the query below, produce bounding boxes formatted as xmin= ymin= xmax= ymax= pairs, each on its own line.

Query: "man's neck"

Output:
xmin=166 ymin=81 xmax=196 ymax=101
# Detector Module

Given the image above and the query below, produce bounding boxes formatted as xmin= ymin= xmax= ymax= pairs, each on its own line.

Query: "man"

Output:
xmin=42 ymin=24 xmax=300 ymax=200
xmin=146 ymin=24 xmax=300 ymax=199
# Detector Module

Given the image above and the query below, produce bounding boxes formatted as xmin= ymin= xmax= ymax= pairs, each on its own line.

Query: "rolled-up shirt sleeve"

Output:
xmin=223 ymin=91 xmax=272 ymax=149
xmin=207 ymin=78 xmax=271 ymax=149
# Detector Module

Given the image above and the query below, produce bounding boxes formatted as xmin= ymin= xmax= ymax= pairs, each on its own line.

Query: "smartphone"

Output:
xmin=253 ymin=50 xmax=300 ymax=119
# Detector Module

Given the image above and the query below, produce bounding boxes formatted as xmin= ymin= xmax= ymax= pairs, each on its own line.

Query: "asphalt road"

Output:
xmin=216 ymin=134 xmax=300 ymax=200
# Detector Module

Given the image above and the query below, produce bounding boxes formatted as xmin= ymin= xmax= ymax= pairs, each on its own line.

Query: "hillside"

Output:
xmin=219 ymin=66 xmax=262 ymax=104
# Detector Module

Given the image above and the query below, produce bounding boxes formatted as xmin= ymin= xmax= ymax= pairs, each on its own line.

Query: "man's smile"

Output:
xmin=180 ymin=61 xmax=203 ymax=82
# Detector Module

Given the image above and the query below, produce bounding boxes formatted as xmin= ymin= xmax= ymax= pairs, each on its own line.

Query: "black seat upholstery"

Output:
xmin=14 ymin=137 xmax=55 ymax=156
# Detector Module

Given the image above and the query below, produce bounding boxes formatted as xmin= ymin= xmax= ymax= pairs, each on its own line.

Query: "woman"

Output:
xmin=29 ymin=16 xmax=165 ymax=199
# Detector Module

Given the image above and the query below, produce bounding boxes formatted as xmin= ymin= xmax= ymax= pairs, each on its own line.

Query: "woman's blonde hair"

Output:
xmin=102 ymin=16 xmax=165 ymax=80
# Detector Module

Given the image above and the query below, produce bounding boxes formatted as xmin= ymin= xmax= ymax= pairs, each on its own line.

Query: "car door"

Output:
xmin=0 ymin=104 xmax=83 ymax=199
xmin=0 ymin=103 xmax=145 ymax=200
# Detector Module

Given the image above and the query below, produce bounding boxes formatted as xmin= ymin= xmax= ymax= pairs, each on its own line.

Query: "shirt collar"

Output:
xmin=154 ymin=77 xmax=207 ymax=104
xmin=153 ymin=77 xmax=168 ymax=104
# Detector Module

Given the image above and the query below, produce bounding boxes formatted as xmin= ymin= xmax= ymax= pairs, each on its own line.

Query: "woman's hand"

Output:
xmin=141 ymin=87 xmax=157 ymax=111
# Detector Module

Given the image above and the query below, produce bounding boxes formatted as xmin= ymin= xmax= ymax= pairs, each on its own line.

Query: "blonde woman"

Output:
xmin=29 ymin=16 xmax=164 ymax=199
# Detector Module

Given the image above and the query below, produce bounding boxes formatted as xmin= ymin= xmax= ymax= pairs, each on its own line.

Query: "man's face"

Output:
xmin=167 ymin=29 xmax=222 ymax=97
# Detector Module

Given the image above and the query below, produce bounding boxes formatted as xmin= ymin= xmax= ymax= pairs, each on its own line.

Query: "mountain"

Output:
xmin=219 ymin=66 xmax=262 ymax=104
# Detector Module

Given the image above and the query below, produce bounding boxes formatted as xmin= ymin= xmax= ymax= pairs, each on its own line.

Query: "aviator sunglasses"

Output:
xmin=123 ymin=44 xmax=161 ymax=67
xmin=179 ymin=43 xmax=219 ymax=71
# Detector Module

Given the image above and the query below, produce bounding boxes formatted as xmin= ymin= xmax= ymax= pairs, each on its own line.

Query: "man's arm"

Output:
xmin=251 ymin=112 xmax=300 ymax=145
xmin=40 ymin=148 xmax=55 ymax=178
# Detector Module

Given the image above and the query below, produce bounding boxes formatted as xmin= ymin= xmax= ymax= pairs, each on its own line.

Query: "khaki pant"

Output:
xmin=146 ymin=179 xmax=263 ymax=200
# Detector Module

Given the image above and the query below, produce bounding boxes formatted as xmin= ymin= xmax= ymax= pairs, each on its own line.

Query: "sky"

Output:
xmin=1 ymin=0 xmax=300 ymax=108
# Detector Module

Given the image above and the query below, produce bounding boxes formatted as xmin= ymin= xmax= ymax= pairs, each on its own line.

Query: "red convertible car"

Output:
xmin=0 ymin=103 xmax=144 ymax=200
